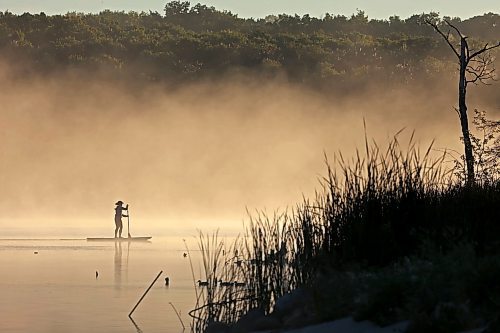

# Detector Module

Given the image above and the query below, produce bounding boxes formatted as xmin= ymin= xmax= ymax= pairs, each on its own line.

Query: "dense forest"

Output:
xmin=0 ymin=1 xmax=499 ymax=92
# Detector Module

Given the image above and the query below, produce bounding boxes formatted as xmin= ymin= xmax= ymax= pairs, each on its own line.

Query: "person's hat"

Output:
xmin=115 ymin=200 xmax=123 ymax=205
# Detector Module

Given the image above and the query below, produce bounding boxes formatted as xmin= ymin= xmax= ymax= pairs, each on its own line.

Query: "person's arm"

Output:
xmin=121 ymin=204 xmax=129 ymax=217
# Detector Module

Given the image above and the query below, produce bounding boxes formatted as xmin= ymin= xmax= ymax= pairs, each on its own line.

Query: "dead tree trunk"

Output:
xmin=458 ymin=37 xmax=475 ymax=186
xmin=426 ymin=19 xmax=500 ymax=186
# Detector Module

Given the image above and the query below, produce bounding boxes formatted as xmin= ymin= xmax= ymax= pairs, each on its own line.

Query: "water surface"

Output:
xmin=0 ymin=237 xmax=202 ymax=333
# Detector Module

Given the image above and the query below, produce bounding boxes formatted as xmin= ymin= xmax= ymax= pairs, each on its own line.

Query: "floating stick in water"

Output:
xmin=129 ymin=270 xmax=163 ymax=318
xmin=129 ymin=316 xmax=144 ymax=333
xmin=169 ymin=302 xmax=186 ymax=330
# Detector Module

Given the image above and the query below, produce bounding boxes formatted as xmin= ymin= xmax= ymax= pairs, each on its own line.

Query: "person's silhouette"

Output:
xmin=114 ymin=201 xmax=128 ymax=238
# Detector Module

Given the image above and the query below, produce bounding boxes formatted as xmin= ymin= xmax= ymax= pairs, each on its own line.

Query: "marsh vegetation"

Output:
xmin=190 ymin=134 xmax=500 ymax=332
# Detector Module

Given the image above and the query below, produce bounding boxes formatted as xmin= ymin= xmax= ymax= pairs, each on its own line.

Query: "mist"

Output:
xmin=0 ymin=59 xmax=497 ymax=237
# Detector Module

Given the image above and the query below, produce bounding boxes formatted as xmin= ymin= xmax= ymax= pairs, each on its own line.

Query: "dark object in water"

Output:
xmin=96 ymin=271 xmax=99 ymax=279
xmin=34 ymin=251 xmax=38 ymax=254
xmin=197 ymin=280 xmax=209 ymax=287
xmin=165 ymin=277 xmax=170 ymax=286
xmin=219 ymin=280 xmax=233 ymax=287
xmin=86 ymin=237 xmax=152 ymax=242
xmin=183 ymin=253 xmax=188 ymax=257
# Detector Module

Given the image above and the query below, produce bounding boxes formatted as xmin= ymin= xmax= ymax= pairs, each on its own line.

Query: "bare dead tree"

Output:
xmin=426 ymin=19 xmax=500 ymax=186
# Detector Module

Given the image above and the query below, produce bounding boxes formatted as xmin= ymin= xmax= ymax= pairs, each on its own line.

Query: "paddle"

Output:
xmin=127 ymin=205 xmax=132 ymax=238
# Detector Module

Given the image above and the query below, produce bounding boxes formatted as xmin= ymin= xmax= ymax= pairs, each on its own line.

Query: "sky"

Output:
xmin=0 ymin=0 xmax=498 ymax=19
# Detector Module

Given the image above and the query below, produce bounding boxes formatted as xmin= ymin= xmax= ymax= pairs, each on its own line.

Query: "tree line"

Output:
xmin=0 ymin=2 xmax=498 ymax=88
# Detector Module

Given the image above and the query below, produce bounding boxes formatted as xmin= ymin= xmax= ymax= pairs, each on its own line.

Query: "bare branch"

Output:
xmin=465 ymin=53 xmax=497 ymax=85
xmin=425 ymin=19 xmax=460 ymax=58
xmin=442 ymin=20 xmax=472 ymax=59
xmin=444 ymin=20 xmax=465 ymax=39
xmin=469 ymin=41 xmax=500 ymax=60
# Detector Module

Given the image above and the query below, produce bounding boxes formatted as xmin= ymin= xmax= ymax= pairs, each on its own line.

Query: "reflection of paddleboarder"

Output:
xmin=114 ymin=241 xmax=123 ymax=289
xmin=114 ymin=201 xmax=128 ymax=238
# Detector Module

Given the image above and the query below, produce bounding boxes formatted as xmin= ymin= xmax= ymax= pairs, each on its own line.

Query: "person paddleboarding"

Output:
xmin=114 ymin=201 xmax=129 ymax=238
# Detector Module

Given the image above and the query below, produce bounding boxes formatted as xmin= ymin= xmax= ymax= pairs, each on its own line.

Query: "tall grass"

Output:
xmin=189 ymin=135 xmax=500 ymax=332
xmin=188 ymin=231 xmax=253 ymax=332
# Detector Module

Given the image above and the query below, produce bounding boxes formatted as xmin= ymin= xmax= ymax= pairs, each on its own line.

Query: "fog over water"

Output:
xmin=1 ymin=61 xmax=498 ymax=237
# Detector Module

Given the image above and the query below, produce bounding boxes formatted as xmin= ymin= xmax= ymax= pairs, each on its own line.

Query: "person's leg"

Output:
xmin=118 ymin=224 xmax=123 ymax=238
xmin=115 ymin=217 xmax=120 ymax=238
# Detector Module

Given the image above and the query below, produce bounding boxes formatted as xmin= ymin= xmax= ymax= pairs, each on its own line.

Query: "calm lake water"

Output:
xmin=0 ymin=237 xmax=205 ymax=333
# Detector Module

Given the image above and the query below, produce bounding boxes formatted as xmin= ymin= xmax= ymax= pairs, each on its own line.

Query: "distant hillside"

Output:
xmin=0 ymin=2 xmax=498 ymax=90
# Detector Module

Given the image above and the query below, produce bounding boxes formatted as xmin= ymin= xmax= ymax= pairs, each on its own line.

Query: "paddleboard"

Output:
xmin=86 ymin=237 xmax=152 ymax=242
